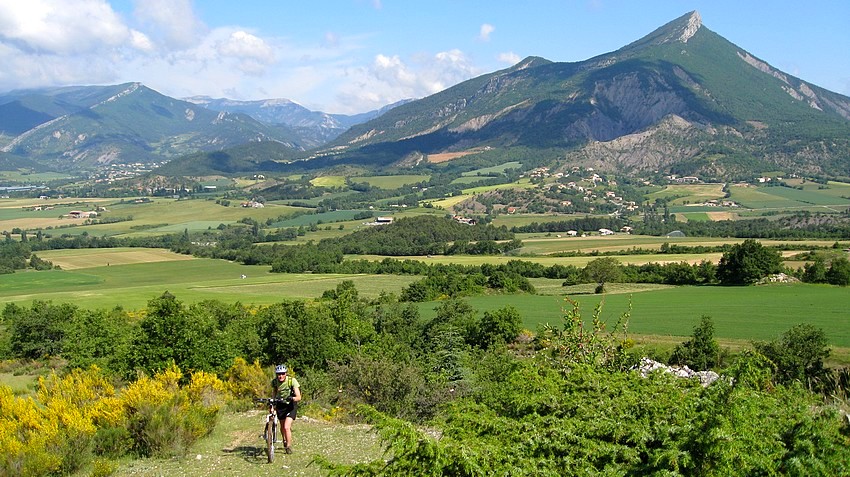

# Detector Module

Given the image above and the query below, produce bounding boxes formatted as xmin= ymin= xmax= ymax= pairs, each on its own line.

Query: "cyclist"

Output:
xmin=270 ymin=364 xmax=301 ymax=454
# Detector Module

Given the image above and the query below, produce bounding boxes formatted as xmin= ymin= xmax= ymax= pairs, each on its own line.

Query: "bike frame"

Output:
xmin=255 ymin=397 xmax=287 ymax=463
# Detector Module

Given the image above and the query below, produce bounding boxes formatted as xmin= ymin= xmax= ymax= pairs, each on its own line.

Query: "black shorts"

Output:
xmin=275 ymin=402 xmax=298 ymax=420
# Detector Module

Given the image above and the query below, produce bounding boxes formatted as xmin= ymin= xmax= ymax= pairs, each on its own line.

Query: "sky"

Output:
xmin=0 ymin=0 xmax=848 ymax=115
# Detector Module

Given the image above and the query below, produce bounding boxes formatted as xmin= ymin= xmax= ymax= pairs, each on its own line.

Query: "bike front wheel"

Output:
xmin=264 ymin=420 xmax=276 ymax=463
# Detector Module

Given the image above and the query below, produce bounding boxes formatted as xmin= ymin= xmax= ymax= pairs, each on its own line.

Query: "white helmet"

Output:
xmin=275 ymin=364 xmax=288 ymax=374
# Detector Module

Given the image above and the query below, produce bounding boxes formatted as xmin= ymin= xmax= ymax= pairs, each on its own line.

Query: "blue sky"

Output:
xmin=1 ymin=1 xmax=848 ymax=114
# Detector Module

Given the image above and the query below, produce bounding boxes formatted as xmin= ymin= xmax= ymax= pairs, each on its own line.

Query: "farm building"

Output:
xmin=68 ymin=211 xmax=97 ymax=219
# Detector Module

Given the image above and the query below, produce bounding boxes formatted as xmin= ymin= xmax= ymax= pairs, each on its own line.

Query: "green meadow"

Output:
xmin=3 ymin=249 xmax=419 ymax=310
xmin=419 ymin=283 xmax=850 ymax=349
xmin=356 ymin=174 xmax=430 ymax=188
xmin=461 ymin=161 xmax=522 ymax=176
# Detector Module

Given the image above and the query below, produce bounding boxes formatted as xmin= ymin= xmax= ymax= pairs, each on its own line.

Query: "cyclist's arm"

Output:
xmin=292 ymin=385 xmax=302 ymax=402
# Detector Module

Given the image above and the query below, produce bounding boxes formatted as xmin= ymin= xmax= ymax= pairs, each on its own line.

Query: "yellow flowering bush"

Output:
xmin=0 ymin=386 xmax=62 ymax=477
xmin=223 ymin=357 xmax=267 ymax=402
xmin=119 ymin=364 xmax=229 ymax=457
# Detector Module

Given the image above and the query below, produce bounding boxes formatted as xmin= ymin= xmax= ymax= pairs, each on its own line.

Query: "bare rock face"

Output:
xmin=637 ymin=358 xmax=720 ymax=387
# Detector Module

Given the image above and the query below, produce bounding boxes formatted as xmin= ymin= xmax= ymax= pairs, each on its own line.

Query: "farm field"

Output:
xmin=355 ymin=174 xmax=430 ymax=189
xmin=646 ymin=183 xmax=726 ymax=204
xmin=514 ymin=234 xmax=839 ymax=255
xmin=461 ymin=161 xmax=522 ymax=176
xmin=6 ymin=248 xmax=850 ymax=362
xmin=350 ymin=252 xmax=726 ymax=268
xmin=728 ymin=183 xmax=850 ymax=211
xmin=0 ymin=197 xmax=304 ymax=238
xmin=4 ymin=249 xmax=419 ymax=310
xmin=309 ymin=175 xmax=347 ymax=187
xmin=418 ymin=283 xmax=850 ymax=349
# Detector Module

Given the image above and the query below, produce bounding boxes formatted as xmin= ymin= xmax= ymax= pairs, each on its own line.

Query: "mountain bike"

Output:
xmin=254 ymin=397 xmax=289 ymax=463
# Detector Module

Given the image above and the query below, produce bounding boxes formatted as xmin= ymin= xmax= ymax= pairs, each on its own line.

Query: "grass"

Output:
xmin=355 ymin=174 xmax=430 ymax=189
xmin=0 ymin=372 xmax=37 ymax=395
xmin=645 ymin=184 xmax=726 ymax=204
xmin=3 ymin=250 xmax=419 ymax=310
xmin=310 ymin=176 xmax=347 ymax=188
xmin=109 ymin=412 xmax=384 ymax=477
xmin=417 ymin=282 xmax=850 ymax=348
xmin=461 ymin=161 xmax=522 ymax=176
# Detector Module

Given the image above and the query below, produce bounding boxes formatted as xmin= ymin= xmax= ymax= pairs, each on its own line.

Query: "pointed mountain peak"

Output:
xmin=619 ymin=11 xmax=703 ymax=52
xmin=678 ymin=11 xmax=702 ymax=42
xmin=656 ymin=10 xmax=702 ymax=44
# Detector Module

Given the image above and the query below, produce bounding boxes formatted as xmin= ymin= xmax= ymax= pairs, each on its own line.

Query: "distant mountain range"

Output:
xmin=183 ymin=96 xmax=413 ymax=149
xmin=2 ymin=11 xmax=850 ymax=181
xmin=0 ymin=83 xmax=405 ymax=173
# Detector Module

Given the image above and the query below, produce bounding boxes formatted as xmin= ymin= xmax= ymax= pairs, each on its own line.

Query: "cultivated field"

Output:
xmin=4 ymin=249 xmax=419 ymax=310
xmin=355 ymin=174 xmax=430 ymax=189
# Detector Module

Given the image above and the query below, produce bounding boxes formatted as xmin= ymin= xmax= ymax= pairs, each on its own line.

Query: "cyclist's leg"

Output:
xmin=283 ymin=416 xmax=294 ymax=452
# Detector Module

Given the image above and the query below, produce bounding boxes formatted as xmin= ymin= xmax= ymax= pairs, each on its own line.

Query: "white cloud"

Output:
xmin=498 ymin=51 xmax=521 ymax=65
xmin=215 ymin=30 xmax=276 ymax=75
xmin=333 ymin=49 xmax=480 ymax=113
xmin=478 ymin=23 xmax=495 ymax=42
xmin=0 ymin=0 xmax=138 ymax=54
xmin=132 ymin=0 xmax=205 ymax=50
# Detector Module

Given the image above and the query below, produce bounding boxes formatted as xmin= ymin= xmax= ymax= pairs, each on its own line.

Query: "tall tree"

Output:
xmin=717 ymin=239 xmax=783 ymax=285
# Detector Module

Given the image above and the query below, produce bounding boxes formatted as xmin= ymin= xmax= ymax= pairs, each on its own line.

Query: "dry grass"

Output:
xmin=426 ymin=149 xmax=480 ymax=163
xmin=36 ymin=248 xmax=195 ymax=270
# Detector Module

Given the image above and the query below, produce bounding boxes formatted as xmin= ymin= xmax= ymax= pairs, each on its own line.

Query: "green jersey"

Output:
xmin=271 ymin=375 xmax=300 ymax=400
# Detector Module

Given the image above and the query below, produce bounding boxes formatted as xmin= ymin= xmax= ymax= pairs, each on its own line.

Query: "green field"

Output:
xmin=309 ymin=175 xmax=347 ymax=187
xmin=356 ymin=174 xmax=430 ymax=189
xmin=418 ymin=283 xmax=850 ymax=348
xmin=3 ymin=249 xmax=419 ymax=310
xmin=515 ymin=234 xmax=837 ymax=255
xmin=4 ymin=247 xmax=850 ymax=358
xmin=461 ymin=161 xmax=522 ymax=176
xmin=0 ymin=197 xmax=304 ymax=238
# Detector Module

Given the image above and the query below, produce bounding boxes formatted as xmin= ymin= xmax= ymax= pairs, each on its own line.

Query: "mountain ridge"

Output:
xmin=310 ymin=10 xmax=850 ymax=179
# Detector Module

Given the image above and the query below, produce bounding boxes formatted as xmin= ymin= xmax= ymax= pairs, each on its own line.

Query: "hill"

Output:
xmin=314 ymin=11 xmax=850 ymax=179
xmin=185 ymin=96 xmax=412 ymax=149
xmin=0 ymin=83 xmax=305 ymax=173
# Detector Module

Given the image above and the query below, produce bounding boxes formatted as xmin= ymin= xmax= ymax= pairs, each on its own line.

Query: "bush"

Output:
xmin=754 ymin=324 xmax=831 ymax=390
xmin=120 ymin=364 xmax=225 ymax=458
xmin=669 ymin=315 xmax=722 ymax=370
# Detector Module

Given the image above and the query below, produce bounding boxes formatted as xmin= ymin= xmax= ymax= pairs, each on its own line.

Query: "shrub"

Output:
xmin=120 ymin=364 xmax=225 ymax=458
xmin=669 ymin=315 xmax=722 ymax=370
xmin=223 ymin=357 xmax=268 ymax=406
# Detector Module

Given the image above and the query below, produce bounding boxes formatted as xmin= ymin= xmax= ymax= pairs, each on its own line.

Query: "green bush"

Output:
xmin=669 ymin=315 xmax=722 ymax=370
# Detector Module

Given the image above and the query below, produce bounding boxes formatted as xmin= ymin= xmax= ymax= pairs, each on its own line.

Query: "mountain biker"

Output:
xmin=270 ymin=364 xmax=301 ymax=454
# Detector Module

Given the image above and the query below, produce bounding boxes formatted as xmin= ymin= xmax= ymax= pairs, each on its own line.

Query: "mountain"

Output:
xmin=317 ymin=11 xmax=850 ymax=179
xmin=0 ymin=83 xmax=305 ymax=172
xmin=184 ymin=96 xmax=413 ymax=148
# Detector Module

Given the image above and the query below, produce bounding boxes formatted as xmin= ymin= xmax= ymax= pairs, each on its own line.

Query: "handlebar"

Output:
xmin=254 ymin=397 xmax=291 ymax=405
